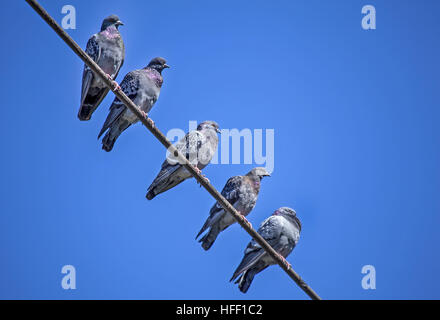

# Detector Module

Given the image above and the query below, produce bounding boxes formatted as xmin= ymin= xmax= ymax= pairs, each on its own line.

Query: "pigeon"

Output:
xmin=78 ymin=15 xmax=125 ymax=121
xmin=146 ymin=121 xmax=220 ymax=200
xmin=230 ymin=207 xmax=301 ymax=293
xmin=98 ymin=57 xmax=170 ymax=151
xmin=196 ymin=167 xmax=271 ymax=250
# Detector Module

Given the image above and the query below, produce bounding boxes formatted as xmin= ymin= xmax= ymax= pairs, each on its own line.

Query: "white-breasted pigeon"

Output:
xmin=146 ymin=121 xmax=220 ymax=200
xmin=230 ymin=207 xmax=301 ymax=293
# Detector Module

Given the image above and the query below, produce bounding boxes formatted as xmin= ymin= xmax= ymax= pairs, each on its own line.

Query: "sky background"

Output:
xmin=0 ymin=0 xmax=439 ymax=299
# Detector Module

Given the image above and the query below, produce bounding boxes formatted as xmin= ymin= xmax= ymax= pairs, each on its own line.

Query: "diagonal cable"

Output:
xmin=25 ymin=0 xmax=321 ymax=300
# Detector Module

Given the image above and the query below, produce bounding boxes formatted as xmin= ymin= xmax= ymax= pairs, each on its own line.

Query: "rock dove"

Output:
xmin=78 ymin=15 xmax=125 ymax=121
xmin=98 ymin=57 xmax=170 ymax=151
xmin=230 ymin=207 xmax=301 ymax=293
xmin=146 ymin=121 xmax=220 ymax=200
xmin=196 ymin=167 xmax=270 ymax=250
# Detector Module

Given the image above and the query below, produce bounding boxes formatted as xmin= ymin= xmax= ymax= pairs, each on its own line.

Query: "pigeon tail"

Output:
xmin=146 ymin=190 xmax=156 ymax=200
xmin=102 ymin=131 xmax=118 ymax=152
xmin=146 ymin=171 xmax=186 ymax=201
xmin=195 ymin=218 xmax=212 ymax=240
xmin=199 ymin=225 xmax=220 ymax=251
xmin=236 ymin=268 xmax=258 ymax=294
xmin=78 ymin=104 xmax=93 ymax=121
xmin=79 ymin=87 xmax=108 ymax=121
xmin=101 ymin=120 xmax=130 ymax=152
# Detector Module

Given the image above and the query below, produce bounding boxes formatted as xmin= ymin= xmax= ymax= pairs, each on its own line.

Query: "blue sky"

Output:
xmin=0 ymin=0 xmax=439 ymax=299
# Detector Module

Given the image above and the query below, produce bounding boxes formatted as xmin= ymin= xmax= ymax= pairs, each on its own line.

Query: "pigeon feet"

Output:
xmin=147 ymin=118 xmax=155 ymax=127
xmin=194 ymin=167 xmax=210 ymax=185
xmin=140 ymin=111 xmax=155 ymax=127
xmin=277 ymin=253 xmax=291 ymax=270
xmin=193 ymin=167 xmax=202 ymax=175
xmin=106 ymin=74 xmax=121 ymax=91
xmin=239 ymin=213 xmax=253 ymax=230
xmin=113 ymin=82 xmax=121 ymax=91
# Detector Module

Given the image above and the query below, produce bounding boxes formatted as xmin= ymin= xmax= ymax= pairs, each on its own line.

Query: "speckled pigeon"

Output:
xmin=196 ymin=167 xmax=270 ymax=250
xmin=146 ymin=121 xmax=220 ymax=200
xmin=78 ymin=15 xmax=125 ymax=121
xmin=98 ymin=57 xmax=170 ymax=151
xmin=230 ymin=207 xmax=301 ymax=293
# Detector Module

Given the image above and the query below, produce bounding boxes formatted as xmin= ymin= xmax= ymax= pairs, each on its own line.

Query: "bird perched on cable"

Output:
xmin=78 ymin=15 xmax=125 ymax=121
xmin=146 ymin=121 xmax=220 ymax=200
xmin=230 ymin=207 xmax=301 ymax=293
xmin=98 ymin=57 xmax=170 ymax=151
xmin=196 ymin=167 xmax=271 ymax=250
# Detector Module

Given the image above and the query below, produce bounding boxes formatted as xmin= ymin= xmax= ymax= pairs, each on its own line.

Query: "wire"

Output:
xmin=25 ymin=0 xmax=322 ymax=300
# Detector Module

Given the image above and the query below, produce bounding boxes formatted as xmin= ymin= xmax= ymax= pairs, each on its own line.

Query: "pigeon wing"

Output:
xmin=219 ymin=176 xmax=243 ymax=207
xmin=98 ymin=71 xmax=140 ymax=138
xmin=230 ymin=216 xmax=283 ymax=281
xmin=196 ymin=176 xmax=243 ymax=239
xmin=147 ymin=130 xmax=205 ymax=194
xmin=80 ymin=34 xmax=101 ymax=104
xmin=114 ymin=39 xmax=125 ymax=79
xmin=173 ymin=130 xmax=206 ymax=167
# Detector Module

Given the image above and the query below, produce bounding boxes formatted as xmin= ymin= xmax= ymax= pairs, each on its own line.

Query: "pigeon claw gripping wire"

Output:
xmin=277 ymin=253 xmax=291 ymax=270
xmin=193 ymin=166 xmax=202 ymax=175
xmin=147 ymin=118 xmax=155 ymax=127
xmin=140 ymin=110 xmax=155 ymax=127
xmin=240 ymin=214 xmax=253 ymax=230
xmin=106 ymin=73 xmax=121 ymax=91
xmin=113 ymin=82 xmax=121 ymax=91
xmin=194 ymin=166 xmax=210 ymax=186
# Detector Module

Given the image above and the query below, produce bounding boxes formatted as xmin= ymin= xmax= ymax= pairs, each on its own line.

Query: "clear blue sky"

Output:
xmin=0 ymin=0 xmax=439 ymax=299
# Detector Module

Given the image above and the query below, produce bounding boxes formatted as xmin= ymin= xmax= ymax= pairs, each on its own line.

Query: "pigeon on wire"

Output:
xmin=78 ymin=15 xmax=125 ymax=121
xmin=230 ymin=207 xmax=301 ymax=293
xmin=146 ymin=121 xmax=220 ymax=200
xmin=196 ymin=167 xmax=271 ymax=250
xmin=98 ymin=57 xmax=170 ymax=152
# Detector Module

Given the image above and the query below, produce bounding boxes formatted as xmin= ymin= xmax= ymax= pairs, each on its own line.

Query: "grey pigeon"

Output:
xmin=78 ymin=15 xmax=125 ymax=121
xmin=98 ymin=57 xmax=170 ymax=151
xmin=196 ymin=167 xmax=270 ymax=250
xmin=230 ymin=207 xmax=301 ymax=293
xmin=146 ymin=121 xmax=220 ymax=200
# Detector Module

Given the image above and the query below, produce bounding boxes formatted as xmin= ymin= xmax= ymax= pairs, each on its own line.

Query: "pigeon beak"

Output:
xmin=216 ymin=128 xmax=221 ymax=133
xmin=164 ymin=64 xmax=170 ymax=69
xmin=117 ymin=20 xmax=124 ymax=26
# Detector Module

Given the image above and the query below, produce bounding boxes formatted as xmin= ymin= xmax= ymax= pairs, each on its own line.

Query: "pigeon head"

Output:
xmin=197 ymin=121 xmax=220 ymax=133
xmin=147 ymin=57 xmax=170 ymax=73
xmin=101 ymin=15 xmax=124 ymax=31
xmin=274 ymin=207 xmax=301 ymax=231
xmin=247 ymin=167 xmax=271 ymax=180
